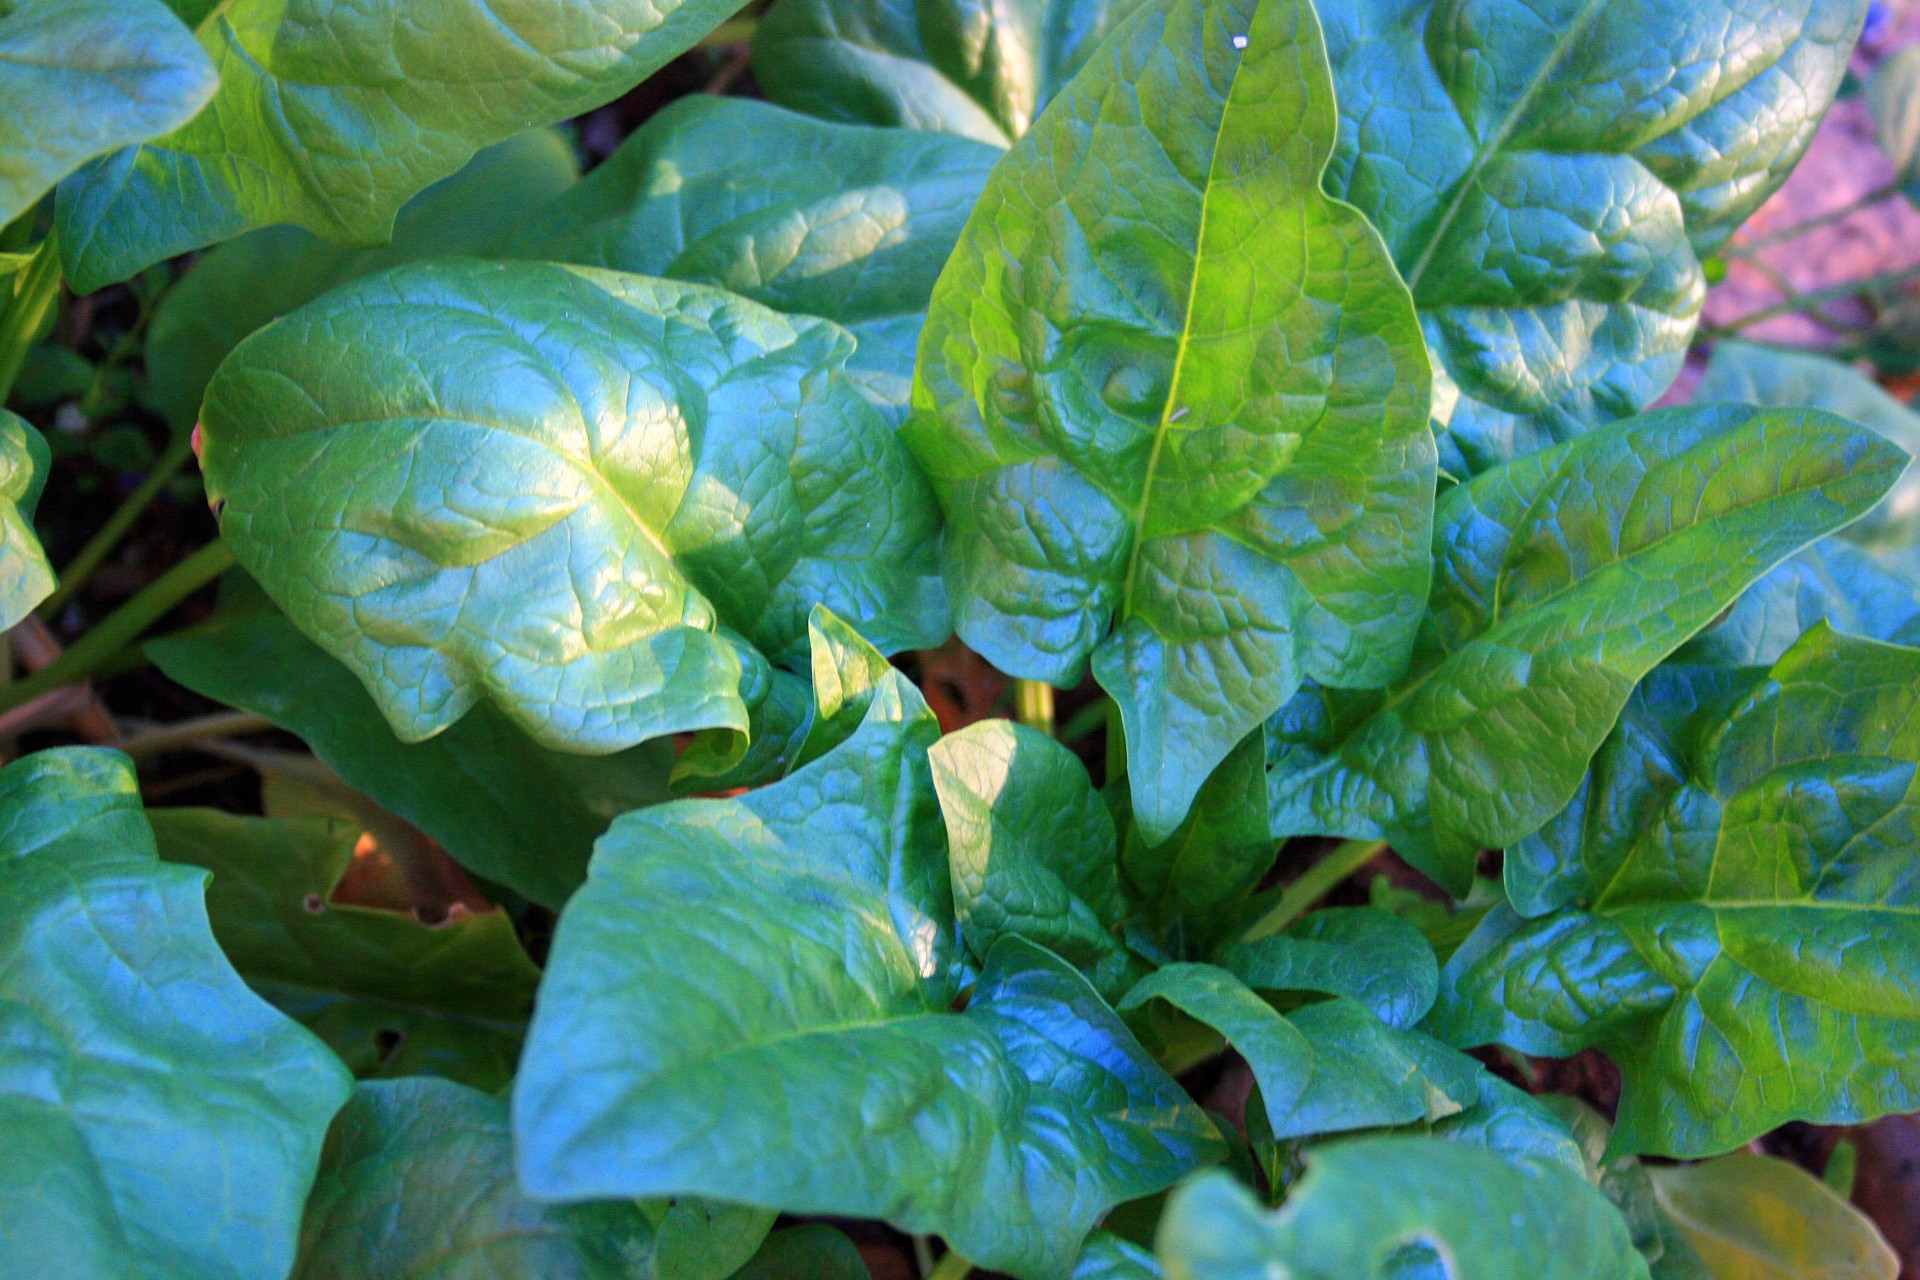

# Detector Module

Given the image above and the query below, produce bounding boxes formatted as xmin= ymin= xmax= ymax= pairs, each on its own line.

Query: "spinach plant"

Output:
xmin=0 ymin=0 xmax=1914 ymax=1276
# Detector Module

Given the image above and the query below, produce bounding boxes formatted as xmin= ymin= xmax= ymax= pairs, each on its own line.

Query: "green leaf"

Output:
xmin=0 ymin=408 xmax=52 ymax=630
xmin=904 ymin=0 xmax=1435 ymax=844
xmin=149 ymin=808 xmax=539 ymax=1092
xmin=1675 ymin=538 xmax=1920 ymax=668
xmin=497 ymin=96 xmax=998 ymax=426
xmin=144 ymin=128 xmax=578 ymax=431
xmin=1322 ymin=0 xmax=1866 ymax=475
xmin=1121 ymin=966 xmax=1478 ymax=1141
xmin=0 ymin=748 xmax=351 ymax=1280
xmin=930 ymin=718 xmax=1136 ymax=997
xmin=147 ymin=602 xmax=672 ymax=910
xmin=52 ymin=0 xmax=744 ymax=292
xmin=1157 ymin=1142 xmax=1652 ymax=1280
xmin=1426 ymin=1073 xmax=1588 ymax=1174
xmin=1430 ymin=624 xmax=1920 ymax=1155
xmin=0 ymin=0 xmax=214 ymax=230
xmin=1266 ymin=404 xmax=1907 ymax=892
xmin=794 ymin=605 xmax=901 ymax=769
xmin=1216 ymin=906 xmax=1438 ymax=1029
xmin=201 ymin=260 xmax=946 ymax=758
xmin=1697 ymin=341 xmax=1920 ymax=549
xmin=514 ymin=663 xmax=1219 ymax=1280
xmin=1544 ymin=1098 xmax=1702 ymax=1278
xmin=1119 ymin=731 xmax=1274 ymax=955
xmin=1072 ymin=1232 xmax=1162 ymax=1280
xmin=1649 ymin=1154 xmax=1898 ymax=1280
xmin=732 ymin=1227 xmax=870 ymax=1280
xmin=751 ymin=0 xmax=1152 ymax=146
xmin=1872 ymin=47 xmax=1920 ymax=192
xmin=295 ymin=1078 xmax=665 ymax=1280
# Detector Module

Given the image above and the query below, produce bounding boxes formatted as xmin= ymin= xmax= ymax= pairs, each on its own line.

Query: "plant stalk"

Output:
xmin=1726 ymin=181 xmax=1904 ymax=258
xmin=1013 ymin=678 xmax=1055 ymax=736
xmin=42 ymin=429 xmax=198 ymax=616
xmin=1238 ymin=838 xmax=1388 ymax=943
xmin=1699 ymin=263 xmax=1920 ymax=339
xmin=925 ymin=1251 xmax=972 ymax=1280
xmin=119 ymin=709 xmax=274 ymax=758
xmin=0 ymin=234 xmax=61 ymax=406
xmin=0 ymin=540 xmax=234 ymax=713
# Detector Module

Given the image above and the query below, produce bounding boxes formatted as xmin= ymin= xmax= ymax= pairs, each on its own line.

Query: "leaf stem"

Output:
xmin=1725 ymin=182 xmax=1904 ymax=258
xmin=0 ymin=539 xmax=234 ymax=713
xmin=1698 ymin=263 xmax=1920 ymax=340
xmin=119 ymin=709 xmax=274 ymax=758
xmin=1013 ymin=678 xmax=1055 ymax=736
xmin=0 ymin=235 xmax=61 ymax=406
xmin=42 ymin=429 xmax=197 ymax=616
xmin=1238 ymin=838 xmax=1388 ymax=943
xmin=926 ymin=1250 xmax=972 ymax=1280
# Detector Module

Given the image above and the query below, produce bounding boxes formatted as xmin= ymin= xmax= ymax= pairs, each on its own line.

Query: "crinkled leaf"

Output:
xmin=1675 ymin=538 xmax=1920 ymax=668
xmin=1649 ymin=1154 xmax=1898 ymax=1280
xmin=201 ymin=260 xmax=946 ymax=758
xmin=1322 ymin=0 xmax=1865 ymax=475
xmin=515 ymin=665 xmax=1217 ymax=1280
xmin=0 ymin=0 xmax=214 ymax=230
xmin=147 ymin=602 xmax=672 ymax=910
xmin=1696 ymin=340 xmax=1920 ymax=548
xmin=1266 ymin=404 xmax=1907 ymax=892
xmin=905 ymin=0 xmax=1434 ymax=843
xmin=0 ymin=748 xmax=351 ymax=1280
xmin=149 ymin=808 xmax=538 ymax=1092
xmin=53 ymin=0 xmax=745 ymax=292
xmin=1157 ymin=1143 xmax=1651 ymax=1280
xmin=144 ymin=129 xmax=578 ymax=431
xmin=0 ymin=408 xmax=52 ymax=631
xmin=751 ymin=0 xmax=1149 ymax=146
xmin=1121 ymin=966 xmax=1477 ymax=1141
xmin=498 ymin=96 xmax=998 ymax=426
xmin=930 ymin=718 xmax=1137 ymax=997
xmin=1217 ymin=906 xmax=1438 ymax=1029
xmin=297 ymin=1078 xmax=759 ymax=1280
xmin=1431 ymin=624 xmax=1920 ymax=1155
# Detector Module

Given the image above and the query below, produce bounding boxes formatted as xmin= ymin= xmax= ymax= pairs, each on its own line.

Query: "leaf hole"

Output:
xmin=301 ymin=893 xmax=325 ymax=914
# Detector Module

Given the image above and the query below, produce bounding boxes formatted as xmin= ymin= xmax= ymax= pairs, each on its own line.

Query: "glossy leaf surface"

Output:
xmin=1322 ymin=0 xmax=1866 ymax=474
xmin=1650 ymin=1154 xmax=1897 ymax=1280
xmin=145 ymin=129 xmax=579 ymax=431
xmin=0 ymin=0 xmax=214 ymax=230
xmin=906 ymin=0 xmax=1434 ymax=843
xmin=1265 ymin=404 xmax=1905 ymax=891
xmin=151 ymin=809 xmax=539 ymax=1091
xmin=498 ymin=96 xmax=998 ymax=424
xmin=1432 ymin=625 xmax=1920 ymax=1155
xmin=0 ymin=749 xmax=351 ymax=1280
xmin=515 ymin=664 xmax=1217 ymax=1280
xmin=148 ymin=603 xmax=671 ymax=910
xmin=0 ymin=409 xmax=52 ymax=631
xmin=202 ymin=260 xmax=945 ymax=756
xmin=53 ymin=0 xmax=743 ymax=291
xmin=1217 ymin=906 xmax=1438 ymax=1029
xmin=1675 ymin=538 xmax=1920 ymax=668
xmin=1158 ymin=1143 xmax=1651 ymax=1280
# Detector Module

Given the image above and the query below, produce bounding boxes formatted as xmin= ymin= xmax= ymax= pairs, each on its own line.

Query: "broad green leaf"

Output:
xmin=0 ymin=408 xmax=52 ymax=630
xmin=1675 ymin=538 xmax=1920 ymax=668
xmin=0 ymin=0 xmax=214 ymax=230
xmin=202 ymin=260 xmax=946 ymax=757
xmin=1118 ymin=731 xmax=1274 ymax=954
xmin=1265 ymin=404 xmax=1907 ymax=892
xmin=1121 ymin=966 xmax=1477 ymax=1141
xmin=0 ymin=748 xmax=351 ymax=1280
xmin=515 ymin=664 xmax=1219 ymax=1280
xmin=1649 ymin=1154 xmax=1898 ymax=1280
xmin=1072 ymin=1233 xmax=1162 ymax=1280
xmin=1872 ymin=47 xmax=1920 ymax=195
xmin=1217 ymin=906 xmax=1438 ymax=1029
xmin=1427 ymin=1073 xmax=1587 ymax=1174
xmin=147 ymin=602 xmax=672 ymax=909
xmin=905 ymin=0 xmax=1435 ymax=844
xmin=53 ymin=0 xmax=744 ymax=292
xmin=751 ymin=0 xmax=1149 ymax=146
xmin=1696 ymin=341 xmax=1920 ymax=549
xmin=149 ymin=808 xmax=538 ymax=1092
xmin=731 ymin=1227 xmax=869 ymax=1280
xmin=1430 ymin=624 xmax=1920 ymax=1155
xmin=1157 ymin=1143 xmax=1651 ymax=1280
xmin=930 ymin=718 xmax=1136 ymax=997
xmin=497 ymin=96 xmax=998 ymax=425
xmin=1322 ymin=0 xmax=1865 ymax=475
xmin=295 ymin=1078 xmax=661 ymax=1280
xmin=793 ymin=605 xmax=900 ymax=769
xmin=144 ymin=129 xmax=578 ymax=431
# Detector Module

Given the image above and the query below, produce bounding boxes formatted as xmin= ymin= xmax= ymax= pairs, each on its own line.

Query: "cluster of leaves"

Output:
xmin=3 ymin=0 xmax=1920 ymax=1276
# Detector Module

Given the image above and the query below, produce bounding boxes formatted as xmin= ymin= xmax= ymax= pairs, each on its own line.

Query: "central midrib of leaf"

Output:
xmin=1118 ymin=41 xmax=1250 ymax=622
xmin=1401 ymin=0 xmax=1612 ymax=294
